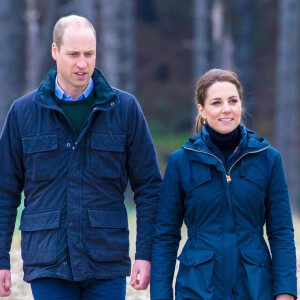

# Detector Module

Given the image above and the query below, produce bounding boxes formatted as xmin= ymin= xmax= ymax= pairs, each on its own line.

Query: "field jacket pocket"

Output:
xmin=183 ymin=163 xmax=212 ymax=195
xmin=88 ymin=133 xmax=126 ymax=179
xmin=240 ymin=248 xmax=273 ymax=299
xmin=176 ymin=249 xmax=215 ymax=300
xmin=19 ymin=209 xmax=60 ymax=266
xmin=22 ymin=134 xmax=58 ymax=181
xmin=87 ymin=209 xmax=129 ymax=262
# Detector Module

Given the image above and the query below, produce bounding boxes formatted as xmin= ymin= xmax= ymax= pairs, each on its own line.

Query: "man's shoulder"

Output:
xmin=112 ymin=87 xmax=137 ymax=102
xmin=12 ymin=90 xmax=37 ymax=109
xmin=110 ymin=87 xmax=144 ymax=114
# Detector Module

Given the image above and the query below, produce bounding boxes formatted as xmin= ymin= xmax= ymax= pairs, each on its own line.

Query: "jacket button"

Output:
xmin=66 ymin=143 xmax=71 ymax=147
xmin=110 ymin=102 xmax=114 ymax=106
xmin=93 ymin=107 xmax=97 ymax=111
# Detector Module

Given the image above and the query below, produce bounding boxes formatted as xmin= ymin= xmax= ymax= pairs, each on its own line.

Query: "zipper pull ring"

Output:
xmin=226 ymin=175 xmax=231 ymax=183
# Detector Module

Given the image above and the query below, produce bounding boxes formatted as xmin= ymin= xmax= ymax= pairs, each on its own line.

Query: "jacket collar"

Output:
xmin=34 ymin=67 xmax=117 ymax=109
xmin=183 ymin=124 xmax=270 ymax=155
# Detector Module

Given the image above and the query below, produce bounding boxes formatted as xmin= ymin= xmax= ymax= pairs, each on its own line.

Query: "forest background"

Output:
xmin=0 ymin=0 xmax=299 ymax=299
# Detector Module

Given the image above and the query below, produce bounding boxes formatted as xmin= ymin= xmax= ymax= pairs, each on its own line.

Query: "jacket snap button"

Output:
xmin=111 ymin=102 xmax=114 ymax=106
xmin=66 ymin=143 xmax=71 ymax=147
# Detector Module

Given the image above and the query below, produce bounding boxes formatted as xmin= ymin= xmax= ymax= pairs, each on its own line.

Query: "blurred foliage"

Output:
xmin=152 ymin=132 xmax=191 ymax=173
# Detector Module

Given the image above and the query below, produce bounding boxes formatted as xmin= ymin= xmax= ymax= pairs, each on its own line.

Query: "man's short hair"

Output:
xmin=53 ymin=15 xmax=96 ymax=50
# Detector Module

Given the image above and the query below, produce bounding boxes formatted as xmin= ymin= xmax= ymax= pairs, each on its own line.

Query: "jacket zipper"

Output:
xmin=183 ymin=145 xmax=270 ymax=183
xmin=226 ymin=146 xmax=270 ymax=181
xmin=183 ymin=147 xmax=228 ymax=181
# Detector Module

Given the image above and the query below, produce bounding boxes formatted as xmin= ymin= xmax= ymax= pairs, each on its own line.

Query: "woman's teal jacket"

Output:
xmin=151 ymin=125 xmax=297 ymax=300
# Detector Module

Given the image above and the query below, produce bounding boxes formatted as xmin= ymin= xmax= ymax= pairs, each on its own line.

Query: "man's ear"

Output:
xmin=51 ymin=43 xmax=58 ymax=61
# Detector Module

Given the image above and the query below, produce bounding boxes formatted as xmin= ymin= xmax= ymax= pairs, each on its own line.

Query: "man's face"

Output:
xmin=52 ymin=26 xmax=96 ymax=99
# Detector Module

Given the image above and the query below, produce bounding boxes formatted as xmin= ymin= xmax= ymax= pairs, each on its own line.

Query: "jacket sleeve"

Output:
xmin=0 ymin=103 xmax=24 ymax=269
xmin=150 ymin=153 xmax=184 ymax=300
xmin=265 ymin=148 xmax=297 ymax=298
xmin=125 ymin=96 xmax=162 ymax=261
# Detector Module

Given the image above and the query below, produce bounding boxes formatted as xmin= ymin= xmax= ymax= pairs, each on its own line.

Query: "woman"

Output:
xmin=150 ymin=69 xmax=297 ymax=300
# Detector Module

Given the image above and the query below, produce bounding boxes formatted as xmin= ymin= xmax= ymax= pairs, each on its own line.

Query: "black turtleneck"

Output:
xmin=205 ymin=124 xmax=240 ymax=163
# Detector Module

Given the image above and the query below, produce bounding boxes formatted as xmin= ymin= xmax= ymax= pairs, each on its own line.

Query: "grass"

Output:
xmin=152 ymin=132 xmax=191 ymax=173
xmin=293 ymin=215 xmax=300 ymax=246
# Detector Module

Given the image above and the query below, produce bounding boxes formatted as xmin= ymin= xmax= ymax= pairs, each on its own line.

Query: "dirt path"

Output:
xmin=6 ymin=248 xmax=300 ymax=299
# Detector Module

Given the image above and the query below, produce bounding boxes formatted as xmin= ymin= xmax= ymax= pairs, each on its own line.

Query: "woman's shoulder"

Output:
xmin=168 ymin=147 xmax=187 ymax=163
xmin=266 ymin=145 xmax=282 ymax=163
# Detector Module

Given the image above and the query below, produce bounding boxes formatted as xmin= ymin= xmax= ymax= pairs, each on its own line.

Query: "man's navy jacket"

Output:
xmin=0 ymin=67 xmax=162 ymax=282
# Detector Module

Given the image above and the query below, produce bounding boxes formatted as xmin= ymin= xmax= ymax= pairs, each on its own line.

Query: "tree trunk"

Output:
xmin=119 ymin=0 xmax=136 ymax=94
xmin=193 ymin=0 xmax=210 ymax=82
xmin=72 ymin=0 xmax=96 ymax=25
xmin=235 ymin=0 xmax=255 ymax=127
xmin=26 ymin=0 xmax=41 ymax=92
xmin=98 ymin=0 xmax=136 ymax=93
xmin=211 ymin=0 xmax=224 ymax=67
xmin=37 ymin=0 xmax=60 ymax=80
xmin=0 ymin=0 xmax=26 ymax=130
xmin=275 ymin=0 xmax=300 ymax=214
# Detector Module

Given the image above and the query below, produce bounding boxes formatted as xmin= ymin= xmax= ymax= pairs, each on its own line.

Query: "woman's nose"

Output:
xmin=222 ymin=102 xmax=231 ymax=113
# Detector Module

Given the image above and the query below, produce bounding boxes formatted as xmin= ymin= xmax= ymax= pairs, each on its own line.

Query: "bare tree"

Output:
xmin=193 ymin=0 xmax=210 ymax=82
xmin=64 ymin=0 xmax=96 ymax=24
xmin=211 ymin=0 xmax=224 ymax=67
xmin=26 ymin=0 xmax=41 ymax=92
xmin=211 ymin=0 xmax=235 ymax=70
xmin=38 ymin=0 xmax=63 ymax=79
xmin=120 ymin=0 xmax=136 ymax=93
xmin=0 ymin=0 xmax=26 ymax=130
xmin=275 ymin=0 xmax=300 ymax=214
xmin=235 ymin=0 xmax=255 ymax=127
xmin=98 ymin=0 xmax=136 ymax=93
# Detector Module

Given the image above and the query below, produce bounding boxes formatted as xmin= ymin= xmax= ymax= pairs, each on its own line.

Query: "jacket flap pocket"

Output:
xmin=185 ymin=162 xmax=212 ymax=188
xmin=240 ymin=159 xmax=268 ymax=191
xmin=22 ymin=134 xmax=57 ymax=154
xmin=240 ymin=249 xmax=271 ymax=266
xmin=177 ymin=249 xmax=214 ymax=267
xmin=88 ymin=209 xmax=128 ymax=228
xmin=91 ymin=133 xmax=126 ymax=152
xmin=19 ymin=209 xmax=60 ymax=231
xmin=193 ymin=163 xmax=212 ymax=185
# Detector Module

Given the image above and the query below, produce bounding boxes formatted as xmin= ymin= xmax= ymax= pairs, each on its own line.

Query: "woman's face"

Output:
xmin=198 ymin=81 xmax=242 ymax=134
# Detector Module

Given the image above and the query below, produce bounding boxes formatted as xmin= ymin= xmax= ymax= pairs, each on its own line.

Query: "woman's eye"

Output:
xmin=212 ymin=101 xmax=221 ymax=105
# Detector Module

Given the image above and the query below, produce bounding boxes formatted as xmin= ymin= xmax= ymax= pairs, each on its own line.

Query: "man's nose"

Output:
xmin=77 ymin=56 xmax=87 ymax=68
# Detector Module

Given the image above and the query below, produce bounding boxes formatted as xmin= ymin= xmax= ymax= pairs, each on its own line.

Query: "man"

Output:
xmin=0 ymin=15 xmax=161 ymax=299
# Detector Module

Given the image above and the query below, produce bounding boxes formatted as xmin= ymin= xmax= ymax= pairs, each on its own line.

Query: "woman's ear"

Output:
xmin=197 ymin=104 xmax=205 ymax=118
